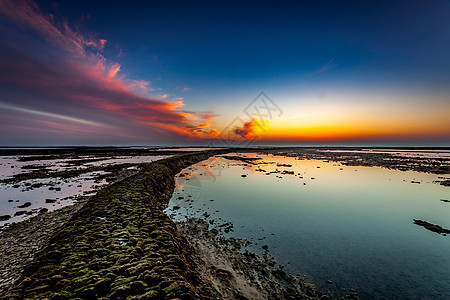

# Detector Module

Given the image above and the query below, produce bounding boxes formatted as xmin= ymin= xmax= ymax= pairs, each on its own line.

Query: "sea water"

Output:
xmin=166 ymin=153 xmax=450 ymax=299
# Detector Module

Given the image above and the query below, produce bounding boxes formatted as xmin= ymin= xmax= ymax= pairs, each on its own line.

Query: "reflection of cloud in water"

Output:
xmin=173 ymin=158 xmax=226 ymax=202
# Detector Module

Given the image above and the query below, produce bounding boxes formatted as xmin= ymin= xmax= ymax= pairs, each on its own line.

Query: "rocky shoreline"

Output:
xmin=2 ymin=151 xmax=232 ymax=299
xmin=266 ymin=149 xmax=450 ymax=175
xmin=0 ymin=196 xmax=89 ymax=295
xmin=0 ymin=149 xmax=330 ymax=300
xmin=176 ymin=218 xmax=326 ymax=299
xmin=0 ymin=160 xmax=143 ymax=296
xmin=3 ymin=148 xmax=446 ymax=299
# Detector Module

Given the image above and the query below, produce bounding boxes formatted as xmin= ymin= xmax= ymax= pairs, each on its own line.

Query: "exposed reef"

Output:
xmin=0 ymin=198 xmax=90 ymax=295
xmin=177 ymin=218 xmax=326 ymax=299
xmin=413 ymin=219 xmax=450 ymax=235
xmin=219 ymin=155 xmax=263 ymax=165
xmin=264 ymin=148 xmax=450 ymax=175
xmin=2 ymin=150 xmax=229 ymax=299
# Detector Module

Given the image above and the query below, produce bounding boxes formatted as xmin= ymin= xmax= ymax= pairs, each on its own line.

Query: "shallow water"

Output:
xmin=0 ymin=155 xmax=170 ymax=226
xmin=166 ymin=153 xmax=450 ymax=299
xmin=322 ymin=148 xmax=450 ymax=158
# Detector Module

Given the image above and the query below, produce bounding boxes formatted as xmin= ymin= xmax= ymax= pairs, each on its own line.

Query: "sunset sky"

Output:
xmin=0 ymin=0 xmax=449 ymax=146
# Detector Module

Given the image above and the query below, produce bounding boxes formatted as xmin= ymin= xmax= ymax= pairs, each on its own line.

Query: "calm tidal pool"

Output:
xmin=166 ymin=153 xmax=450 ymax=299
xmin=0 ymin=154 xmax=170 ymax=226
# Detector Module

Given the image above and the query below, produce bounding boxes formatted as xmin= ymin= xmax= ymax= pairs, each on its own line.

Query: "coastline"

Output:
xmin=0 ymin=197 xmax=89 ymax=295
xmin=1 ymin=149 xmax=327 ymax=299
xmin=176 ymin=218 xmax=325 ymax=299
xmin=2 ymin=150 xmax=229 ymax=299
xmin=1 ymin=148 xmax=448 ymax=299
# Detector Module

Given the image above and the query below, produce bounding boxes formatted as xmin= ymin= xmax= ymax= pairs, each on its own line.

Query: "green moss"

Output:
xmin=4 ymin=151 xmax=227 ymax=299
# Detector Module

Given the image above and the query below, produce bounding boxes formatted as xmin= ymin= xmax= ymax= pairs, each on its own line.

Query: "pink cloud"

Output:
xmin=0 ymin=0 xmax=105 ymax=57
xmin=126 ymin=79 xmax=156 ymax=94
xmin=0 ymin=0 xmax=219 ymax=141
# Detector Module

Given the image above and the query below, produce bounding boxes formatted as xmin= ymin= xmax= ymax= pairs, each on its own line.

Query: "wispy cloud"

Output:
xmin=126 ymin=79 xmax=156 ymax=95
xmin=0 ymin=0 xmax=219 ymax=141
xmin=0 ymin=102 xmax=111 ymax=128
xmin=177 ymin=86 xmax=192 ymax=93
xmin=0 ymin=0 xmax=106 ymax=57
xmin=302 ymin=58 xmax=338 ymax=78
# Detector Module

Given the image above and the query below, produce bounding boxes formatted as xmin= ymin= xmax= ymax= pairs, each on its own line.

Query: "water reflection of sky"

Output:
xmin=166 ymin=153 xmax=450 ymax=299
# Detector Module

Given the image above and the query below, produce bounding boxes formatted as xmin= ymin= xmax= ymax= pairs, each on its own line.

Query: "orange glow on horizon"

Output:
xmin=225 ymin=98 xmax=450 ymax=143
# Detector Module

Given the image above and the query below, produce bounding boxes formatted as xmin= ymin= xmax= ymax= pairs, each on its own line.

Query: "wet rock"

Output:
xmin=282 ymin=170 xmax=295 ymax=175
xmin=79 ymin=286 xmax=97 ymax=299
xmin=221 ymin=155 xmax=262 ymax=165
xmin=130 ymin=280 xmax=147 ymax=292
xmin=30 ymin=183 xmax=45 ymax=189
xmin=262 ymin=245 xmax=269 ymax=251
xmin=277 ymin=163 xmax=292 ymax=167
xmin=439 ymin=180 xmax=450 ymax=186
xmin=413 ymin=219 xmax=450 ymax=235
xmin=14 ymin=210 xmax=27 ymax=217
xmin=46 ymin=199 xmax=57 ymax=203
xmin=241 ymin=174 xmax=247 ymax=177
xmin=18 ymin=202 xmax=32 ymax=208
xmin=0 ymin=215 xmax=11 ymax=221
xmin=94 ymin=278 xmax=112 ymax=295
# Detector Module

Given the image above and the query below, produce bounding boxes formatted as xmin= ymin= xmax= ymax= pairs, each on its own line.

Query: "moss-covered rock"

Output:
xmin=3 ymin=150 xmax=228 ymax=299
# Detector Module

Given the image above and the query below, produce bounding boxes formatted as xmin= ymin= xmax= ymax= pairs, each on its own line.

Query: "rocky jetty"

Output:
xmin=2 ymin=150 xmax=228 ymax=299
